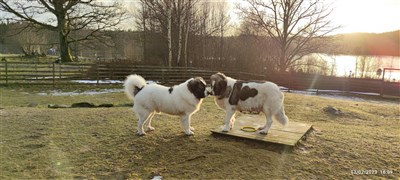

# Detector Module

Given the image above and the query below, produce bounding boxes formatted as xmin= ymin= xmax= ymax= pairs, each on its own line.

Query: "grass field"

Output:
xmin=0 ymin=86 xmax=399 ymax=179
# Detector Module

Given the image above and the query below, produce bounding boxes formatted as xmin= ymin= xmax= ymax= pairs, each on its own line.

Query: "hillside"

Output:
xmin=332 ymin=30 xmax=400 ymax=56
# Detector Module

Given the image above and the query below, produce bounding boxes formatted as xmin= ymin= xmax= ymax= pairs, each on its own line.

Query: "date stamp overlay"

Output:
xmin=351 ymin=169 xmax=395 ymax=175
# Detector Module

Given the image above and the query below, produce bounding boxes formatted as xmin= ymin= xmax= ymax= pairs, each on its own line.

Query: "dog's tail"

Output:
xmin=124 ymin=74 xmax=146 ymax=101
xmin=275 ymin=105 xmax=289 ymax=126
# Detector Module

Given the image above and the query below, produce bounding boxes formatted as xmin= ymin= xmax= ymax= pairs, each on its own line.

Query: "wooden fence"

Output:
xmin=0 ymin=61 xmax=262 ymax=86
xmin=0 ymin=61 xmax=399 ymax=97
xmin=265 ymin=72 xmax=399 ymax=97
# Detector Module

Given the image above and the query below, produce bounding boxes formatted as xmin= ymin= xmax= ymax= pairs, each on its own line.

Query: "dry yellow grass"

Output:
xmin=0 ymin=87 xmax=399 ymax=179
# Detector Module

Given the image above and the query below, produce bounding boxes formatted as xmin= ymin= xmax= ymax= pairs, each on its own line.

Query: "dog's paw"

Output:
xmin=185 ymin=131 xmax=194 ymax=136
xmin=190 ymin=126 xmax=195 ymax=131
xmin=221 ymin=128 xmax=230 ymax=132
xmin=145 ymin=126 xmax=155 ymax=132
xmin=259 ymin=130 xmax=268 ymax=135
xmin=222 ymin=125 xmax=231 ymax=132
xmin=137 ymin=131 xmax=146 ymax=136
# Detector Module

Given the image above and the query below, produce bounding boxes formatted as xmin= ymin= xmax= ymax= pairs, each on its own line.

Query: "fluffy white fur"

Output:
xmin=211 ymin=73 xmax=289 ymax=134
xmin=124 ymin=74 xmax=207 ymax=135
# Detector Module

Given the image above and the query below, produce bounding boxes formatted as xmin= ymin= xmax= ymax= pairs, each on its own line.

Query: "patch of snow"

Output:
xmin=318 ymin=93 xmax=366 ymax=102
xmin=286 ymin=89 xmax=398 ymax=105
xmin=38 ymin=89 xmax=123 ymax=96
xmin=348 ymin=91 xmax=380 ymax=96
xmin=152 ymin=176 xmax=162 ymax=180
xmin=71 ymin=80 xmax=123 ymax=84
xmin=27 ymin=76 xmax=67 ymax=79
xmin=71 ymin=80 xmax=159 ymax=84
xmin=146 ymin=80 xmax=159 ymax=84
xmin=35 ymin=80 xmax=159 ymax=96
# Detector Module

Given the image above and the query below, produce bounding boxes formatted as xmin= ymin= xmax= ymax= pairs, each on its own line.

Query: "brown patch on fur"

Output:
xmin=229 ymin=81 xmax=258 ymax=105
xmin=229 ymin=82 xmax=242 ymax=105
xmin=240 ymin=86 xmax=258 ymax=101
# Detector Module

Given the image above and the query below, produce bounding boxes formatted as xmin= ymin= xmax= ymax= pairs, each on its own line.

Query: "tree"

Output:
xmin=135 ymin=0 xmax=228 ymax=67
xmin=0 ymin=0 xmax=126 ymax=62
xmin=356 ymin=56 xmax=381 ymax=78
xmin=239 ymin=0 xmax=339 ymax=72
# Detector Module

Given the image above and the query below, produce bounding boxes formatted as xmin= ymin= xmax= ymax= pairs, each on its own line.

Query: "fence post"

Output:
xmin=162 ymin=68 xmax=165 ymax=84
xmin=189 ymin=67 xmax=193 ymax=78
xmin=111 ymin=62 xmax=115 ymax=80
xmin=2 ymin=58 xmax=8 ymax=85
xmin=35 ymin=57 xmax=38 ymax=80
xmin=380 ymin=69 xmax=386 ymax=97
xmin=52 ymin=62 xmax=55 ymax=88
xmin=59 ymin=61 xmax=62 ymax=80
xmin=96 ymin=61 xmax=99 ymax=85
xmin=287 ymin=73 xmax=292 ymax=93
xmin=315 ymin=74 xmax=320 ymax=95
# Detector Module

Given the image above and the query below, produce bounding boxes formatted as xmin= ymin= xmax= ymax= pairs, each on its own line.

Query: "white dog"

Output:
xmin=124 ymin=74 xmax=208 ymax=135
xmin=210 ymin=72 xmax=289 ymax=134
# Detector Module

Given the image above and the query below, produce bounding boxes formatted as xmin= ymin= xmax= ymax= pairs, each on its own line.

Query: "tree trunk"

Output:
xmin=57 ymin=15 xmax=73 ymax=63
xmin=220 ymin=22 xmax=223 ymax=63
xmin=167 ymin=4 xmax=173 ymax=67
xmin=176 ymin=0 xmax=183 ymax=66
xmin=142 ymin=0 xmax=147 ymax=62
xmin=59 ymin=31 xmax=73 ymax=62
xmin=177 ymin=23 xmax=183 ymax=66
xmin=184 ymin=18 xmax=190 ymax=67
xmin=183 ymin=0 xmax=191 ymax=67
xmin=279 ymin=52 xmax=287 ymax=72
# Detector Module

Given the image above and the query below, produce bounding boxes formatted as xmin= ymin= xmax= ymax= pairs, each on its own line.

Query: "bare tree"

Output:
xmin=0 ymin=0 xmax=126 ymax=62
xmin=294 ymin=54 xmax=330 ymax=75
xmin=3 ymin=23 xmax=46 ymax=56
xmin=356 ymin=56 xmax=381 ymax=78
xmin=136 ymin=0 xmax=228 ymax=67
xmin=239 ymin=0 xmax=339 ymax=72
xmin=16 ymin=29 xmax=46 ymax=56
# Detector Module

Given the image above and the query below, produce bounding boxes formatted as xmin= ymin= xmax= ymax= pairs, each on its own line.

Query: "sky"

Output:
xmin=328 ymin=0 xmax=400 ymax=34
xmin=226 ymin=0 xmax=400 ymax=35
xmin=1 ymin=0 xmax=399 ymax=34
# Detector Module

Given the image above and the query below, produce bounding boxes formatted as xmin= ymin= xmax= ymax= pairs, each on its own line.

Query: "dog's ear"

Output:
xmin=211 ymin=73 xmax=227 ymax=96
xmin=187 ymin=79 xmax=206 ymax=99
xmin=229 ymin=81 xmax=243 ymax=105
xmin=195 ymin=77 xmax=206 ymax=85
xmin=211 ymin=72 xmax=226 ymax=82
xmin=215 ymin=79 xmax=227 ymax=96
xmin=218 ymin=85 xmax=232 ymax=99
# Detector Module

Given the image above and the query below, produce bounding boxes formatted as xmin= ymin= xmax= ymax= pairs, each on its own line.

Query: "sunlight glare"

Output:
xmin=330 ymin=0 xmax=400 ymax=34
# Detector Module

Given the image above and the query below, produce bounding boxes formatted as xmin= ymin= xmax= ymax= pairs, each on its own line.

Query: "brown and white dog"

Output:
xmin=210 ymin=72 xmax=289 ymax=134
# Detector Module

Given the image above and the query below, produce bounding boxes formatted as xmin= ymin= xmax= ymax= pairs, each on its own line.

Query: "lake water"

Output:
xmin=301 ymin=54 xmax=400 ymax=81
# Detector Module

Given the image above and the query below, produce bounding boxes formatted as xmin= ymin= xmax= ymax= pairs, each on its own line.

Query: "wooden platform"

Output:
xmin=211 ymin=114 xmax=312 ymax=146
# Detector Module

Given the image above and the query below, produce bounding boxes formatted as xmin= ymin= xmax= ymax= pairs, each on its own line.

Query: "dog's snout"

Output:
xmin=206 ymin=87 xmax=213 ymax=96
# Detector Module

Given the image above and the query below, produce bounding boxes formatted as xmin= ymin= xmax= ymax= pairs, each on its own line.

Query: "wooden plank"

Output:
xmin=211 ymin=114 xmax=312 ymax=146
xmin=234 ymin=115 xmax=311 ymax=134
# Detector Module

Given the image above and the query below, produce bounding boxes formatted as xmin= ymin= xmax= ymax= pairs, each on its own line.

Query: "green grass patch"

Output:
xmin=0 ymin=87 xmax=399 ymax=179
xmin=0 ymin=54 xmax=57 ymax=62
